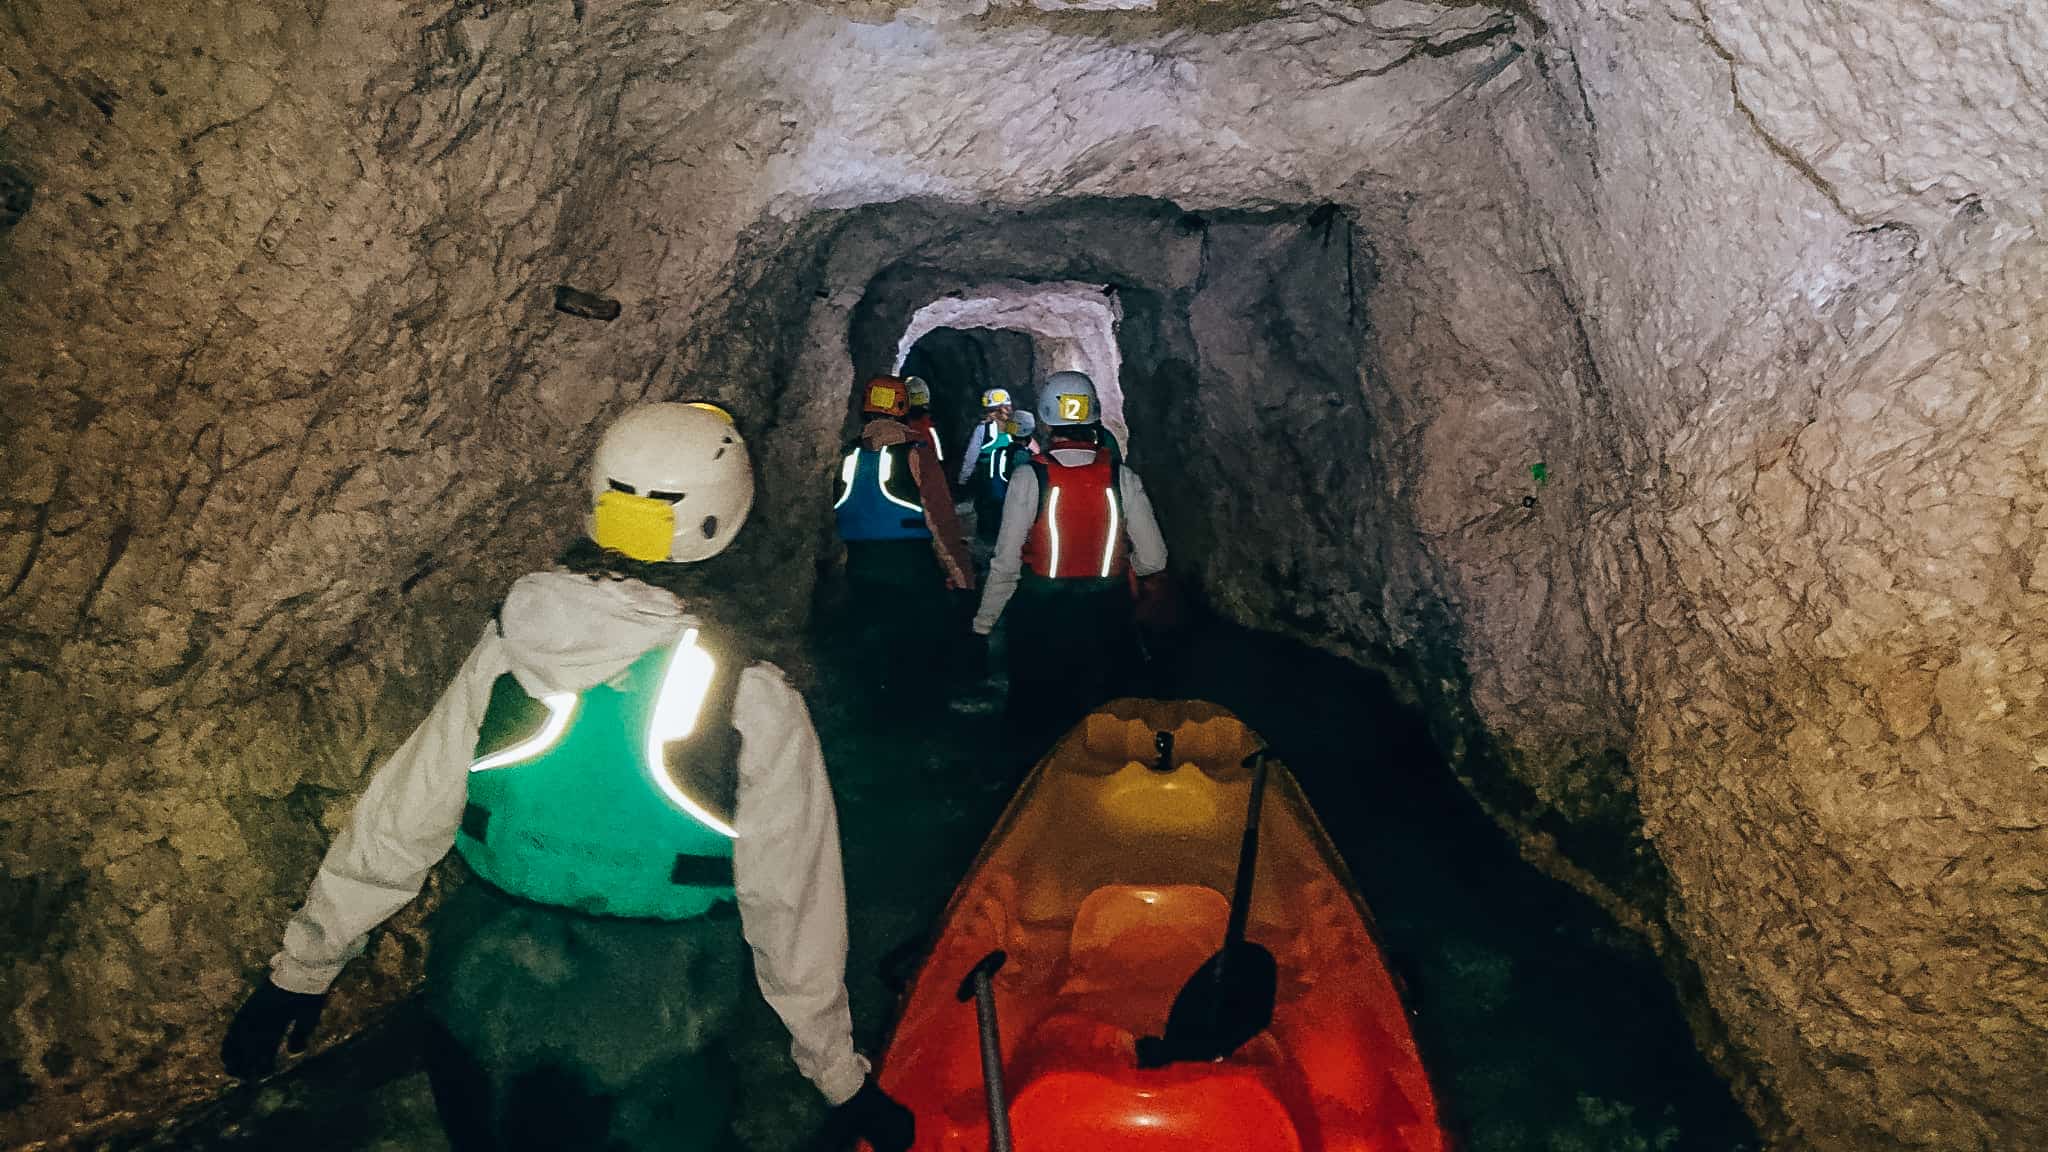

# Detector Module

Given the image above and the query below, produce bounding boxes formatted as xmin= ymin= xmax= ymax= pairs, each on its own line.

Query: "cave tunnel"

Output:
xmin=4 ymin=3 xmax=2046 ymax=1152
xmin=896 ymin=325 xmax=1037 ymax=469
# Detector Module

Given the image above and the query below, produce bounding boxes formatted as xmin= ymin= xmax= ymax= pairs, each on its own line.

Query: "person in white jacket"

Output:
xmin=221 ymin=403 xmax=914 ymax=1152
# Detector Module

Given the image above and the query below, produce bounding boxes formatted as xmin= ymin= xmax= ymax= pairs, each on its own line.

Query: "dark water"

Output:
xmin=1137 ymin=621 xmax=1761 ymax=1152
xmin=130 ymin=593 xmax=1759 ymax=1152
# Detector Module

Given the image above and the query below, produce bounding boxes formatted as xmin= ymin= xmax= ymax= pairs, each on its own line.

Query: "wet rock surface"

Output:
xmin=1 ymin=1 xmax=2043 ymax=1148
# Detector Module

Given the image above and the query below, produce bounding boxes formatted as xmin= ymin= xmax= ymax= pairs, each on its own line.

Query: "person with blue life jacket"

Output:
xmin=835 ymin=377 xmax=933 ymax=546
xmin=835 ymin=376 xmax=972 ymax=591
xmin=835 ymin=376 xmax=974 ymax=695
xmin=221 ymin=403 xmax=915 ymax=1152
xmin=971 ymin=371 xmax=1168 ymax=758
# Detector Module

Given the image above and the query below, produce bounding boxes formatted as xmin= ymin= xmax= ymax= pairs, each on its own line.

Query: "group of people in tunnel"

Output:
xmin=834 ymin=367 xmax=1172 ymax=758
xmin=220 ymin=366 xmax=1172 ymax=1151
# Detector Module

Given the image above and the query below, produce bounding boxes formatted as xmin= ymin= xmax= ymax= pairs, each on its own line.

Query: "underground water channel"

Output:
xmin=131 ymin=575 xmax=1762 ymax=1152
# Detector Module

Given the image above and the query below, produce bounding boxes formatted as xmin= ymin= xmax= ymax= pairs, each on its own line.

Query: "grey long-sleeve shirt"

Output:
xmin=957 ymin=421 xmax=989 ymax=487
xmin=972 ymin=447 xmax=1168 ymax=634
xmin=269 ymin=571 xmax=870 ymax=1105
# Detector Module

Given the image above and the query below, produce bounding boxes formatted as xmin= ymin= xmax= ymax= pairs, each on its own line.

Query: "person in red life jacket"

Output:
xmin=970 ymin=371 xmax=1167 ymax=757
xmin=902 ymin=375 xmax=947 ymax=467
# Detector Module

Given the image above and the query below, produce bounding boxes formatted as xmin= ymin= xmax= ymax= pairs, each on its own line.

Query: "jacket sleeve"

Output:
xmin=269 ymin=628 xmax=504 ymax=994
xmin=1119 ymin=468 xmax=1169 ymax=577
xmin=972 ymin=467 xmax=1040 ymax=635
xmin=909 ymin=441 xmax=976 ymax=591
xmin=957 ymin=423 xmax=987 ymax=487
xmin=731 ymin=664 xmax=870 ymax=1106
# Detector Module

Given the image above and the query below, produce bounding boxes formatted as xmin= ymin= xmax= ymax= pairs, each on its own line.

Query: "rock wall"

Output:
xmin=1495 ymin=2 xmax=2048 ymax=1146
xmin=2 ymin=0 xmax=2042 ymax=1148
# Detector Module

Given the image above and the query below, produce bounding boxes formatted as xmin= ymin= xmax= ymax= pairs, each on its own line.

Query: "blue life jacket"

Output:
xmin=458 ymin=627 xmax=741 ymax=920
xmin=834 ymin=444 xmax=931 ymax=542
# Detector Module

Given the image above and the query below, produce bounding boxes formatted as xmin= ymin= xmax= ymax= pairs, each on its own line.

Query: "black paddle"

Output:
xmin=957 ymin=950 xmax=1015 ymax=1152
xmin=1136 ymin=749 xmax=1278 ymax=1067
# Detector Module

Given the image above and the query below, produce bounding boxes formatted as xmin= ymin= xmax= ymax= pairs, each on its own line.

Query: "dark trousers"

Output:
xmin=1002 ymin=576 xmax=1138 ymax=765
xmin=973 ymin=487 xmax=1005 ymax=543
xmin=845 ymin=539 xmax=953 ymax=694
xmin=422 ymin=879 xmax=748 ymax=1152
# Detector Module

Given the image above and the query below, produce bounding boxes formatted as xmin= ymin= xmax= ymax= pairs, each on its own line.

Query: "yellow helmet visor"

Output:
xmin=593 ymin=490 xmax=677 ymax=562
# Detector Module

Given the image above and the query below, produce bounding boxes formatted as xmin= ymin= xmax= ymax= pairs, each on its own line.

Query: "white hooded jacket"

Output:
xmin=269 ymin=570 xmax=870 ymax=1105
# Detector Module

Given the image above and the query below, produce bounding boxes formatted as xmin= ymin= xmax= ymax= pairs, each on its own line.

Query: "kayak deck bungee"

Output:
xmin=869 ymin=699 xmax=1445 ymax=1152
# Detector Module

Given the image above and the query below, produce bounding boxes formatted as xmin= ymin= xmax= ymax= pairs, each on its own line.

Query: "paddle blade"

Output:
xmin=1138 ymin=939 xmax=1277 ymax=1067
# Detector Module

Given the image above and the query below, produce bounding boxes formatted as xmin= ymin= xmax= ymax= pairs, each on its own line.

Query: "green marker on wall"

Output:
xmin=1531 ymin=462 xmax=1549 ymax=487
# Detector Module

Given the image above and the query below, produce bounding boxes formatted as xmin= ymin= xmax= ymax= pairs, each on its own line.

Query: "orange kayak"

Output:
xmin=868 ymin=700 xmax=1447 ymax=1152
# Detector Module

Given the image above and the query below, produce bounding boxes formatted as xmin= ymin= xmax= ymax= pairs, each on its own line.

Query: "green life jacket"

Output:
xmin=457 ymin=626 xmax=743 ymax=920
xmin=979 ymin=426 xmax=1014 ymax=483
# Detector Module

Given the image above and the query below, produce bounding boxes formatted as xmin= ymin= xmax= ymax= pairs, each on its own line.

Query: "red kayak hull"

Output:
xmin=867 ymin=700 xmax=1446 ymax=1152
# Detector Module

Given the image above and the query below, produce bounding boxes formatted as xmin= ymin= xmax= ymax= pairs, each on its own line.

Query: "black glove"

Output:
xmin=837 ymin=1077 xmax=915 ymax=1152
xmin=221 ymin=978 xmax=327 ymax=1079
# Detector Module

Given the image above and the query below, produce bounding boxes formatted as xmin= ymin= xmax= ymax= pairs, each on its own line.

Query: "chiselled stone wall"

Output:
xmin=1497 ymin=2 xmax=2048 ymax=1145
xmin=3 ymin=1 xmax=2043 ymax=1147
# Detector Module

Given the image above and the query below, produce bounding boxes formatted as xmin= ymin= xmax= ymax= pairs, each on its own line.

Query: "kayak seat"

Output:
xmin=1063 ymin=884 xmax=1228 ymax=991
xmin=1052 ymin=884 xmax=1230 ymax=1036
xmin=1006 ymin=1013 xmax=1304 ymax=1152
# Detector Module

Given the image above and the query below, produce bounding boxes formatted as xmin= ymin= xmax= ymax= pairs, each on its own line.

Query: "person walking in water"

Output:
xmin=223 ymin=402 xmax=915 ymax=1152
xmin=971 ymin=372 xmax=1167 ymax=758
xmin=958 ymin=387 xmax=1018 ymax=544
xmin=835 ymin=375 xmax=977 ymax=693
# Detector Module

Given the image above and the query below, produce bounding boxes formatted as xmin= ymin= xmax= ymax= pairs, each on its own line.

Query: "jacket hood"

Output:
xmin=496 ymin=569 xmax=692 ymax=696
xmin=860 ymin=419 xmax=912 ymax=450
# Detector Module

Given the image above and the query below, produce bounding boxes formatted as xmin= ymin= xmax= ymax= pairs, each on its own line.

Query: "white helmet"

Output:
xmin=980 ymin=387 xmax=1013 ymax=410
xmin=588 ymin=402 xmax=755 ymax=563
xmin=1038 ymin=371 xmax=1100 ymax=429
xmin=904 ymin=376 xmax=932 ymax=408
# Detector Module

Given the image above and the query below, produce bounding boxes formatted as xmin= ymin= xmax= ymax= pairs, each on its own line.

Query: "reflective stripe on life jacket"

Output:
xmin=979 ymin=426 xmax=1012 ymax=481
xmin=1021 ymin=451 xmax=1126 ymax=580
xmin=834 ymin=445 xmax=931 ymax=542
xmin=907 ymin=414 xmax=943 ymax=463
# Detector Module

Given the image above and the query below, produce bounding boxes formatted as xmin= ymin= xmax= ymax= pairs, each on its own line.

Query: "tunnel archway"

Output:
xmin=895 ymin=281 xmax=1128 ymax=448
xmin=897 ymin=324 xmax=1036 ymax=471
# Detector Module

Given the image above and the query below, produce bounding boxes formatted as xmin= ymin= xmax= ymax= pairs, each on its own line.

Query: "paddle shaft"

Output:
xmin=967 ymin=968 xmax=1014 ymax=1152
xmin=1224 ymin=751 xmax=1270 ymax=946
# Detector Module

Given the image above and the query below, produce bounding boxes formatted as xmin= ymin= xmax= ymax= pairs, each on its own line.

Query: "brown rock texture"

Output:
xmin=1 ymin=1 xmax=2042 ymax=1148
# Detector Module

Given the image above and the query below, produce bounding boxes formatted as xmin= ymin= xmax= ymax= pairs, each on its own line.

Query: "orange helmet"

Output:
xmin=862 ymin=375 xmax=909 ymax=417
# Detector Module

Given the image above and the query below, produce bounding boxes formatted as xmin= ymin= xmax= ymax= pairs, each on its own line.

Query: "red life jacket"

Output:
xmin=1021 ymin=449 xmax=1127 ymax=580
xmin=906 ymin=412 xmax=944 ymax=463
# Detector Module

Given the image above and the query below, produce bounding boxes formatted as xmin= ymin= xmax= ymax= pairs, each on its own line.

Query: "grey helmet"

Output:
xmin=1037 ymin=371 xmax=1100 ymax=430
